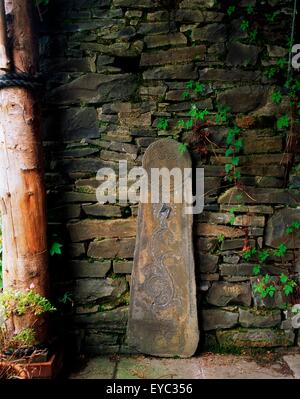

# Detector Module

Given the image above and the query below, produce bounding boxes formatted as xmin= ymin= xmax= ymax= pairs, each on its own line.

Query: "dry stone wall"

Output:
xmin=41 ymin=0 xmax=300 ymax=355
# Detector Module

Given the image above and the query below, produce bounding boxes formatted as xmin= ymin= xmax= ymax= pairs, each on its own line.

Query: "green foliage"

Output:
xmin=10 ymin=328 xmax=36 ymax=348
xmin=242 ymin=247 xmax=257 ymax=260
xmin=224 ymin=124 xmax=243 ymax=183
xmin=248 ymin=28 xmax=258 ymax=43
xmin=246 ymin=5 xmax=254 ymax=14
xmin=227 ymin=5 xmax=235 ymax=16
xmin=50 ymin=242 xmax=63 ymax=256
xmin=228 ymin=207 xmax=236 ymax=225
xmin=215 ymin=104 xmax=230 ymax=124
xmin=0 ymin=289 xmax=56 ymax=318
xmin=217 ymin=234 xmax=225 ymax=243
xmin=258 ymin=250 xmax=270 ymax=263
xmin=253 ymin=275 xmax=276 ymax=298
xmin=264 ymin=66 xmax=277 ymax=79
xmin=178 ymin=143 xmax=188 ymax=155
xmin=273 ymin=243 xmax=287 ymax=258
xmin=58 ymin=291 xmax=73 ymax=305
xmin=266 ymin=11 xmax=279 ymax=23
xmin=194 ymin=82 xmax=205 ymax=94
xmin=252 ymin=264 xmax=261 ymax=276
xmin=272 ymin=91 xmax=282 ymax=104
xmin=240 ymin=19 xmax=249 ymax=31
xmin=286 ymin=221 xmax=300 ymax=234
xmin=157 ymin=118 xmax=169 ymax=130
xmin=277 ymin=115 xmax=289 ymax=130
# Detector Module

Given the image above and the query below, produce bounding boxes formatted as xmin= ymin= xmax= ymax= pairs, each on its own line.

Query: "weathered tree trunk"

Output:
xmin=0 ymin=0 xmax=49 ymax=342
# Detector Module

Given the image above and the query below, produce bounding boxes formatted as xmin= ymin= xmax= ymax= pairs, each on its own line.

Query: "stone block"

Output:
xmin=265 ymin=208 xmax=300 ymax=248
xmin=140 ymin=45 xmax=205 ymax=66
xmin=145 ymin=33 xmax=187 ymax=48
xmin=143 ymin=64 xmax=197 ymax=80
xmin=216 ymin=328 xmax=294 ymax=347
xmin=88 ymin=238 xmax=136 ymax=259
xmin=201 ymin=309 xmax=239 ymax=331
xmin=74 ymin=277 xmax=127 ymax=304
xmin=82 ymin=204 xmax=123 ymax=217
xmin=217 ymin=86 xmax=267 ymax=113
xmin=68 ymin=219 xmax=137 ymax=242
xmin=207 ymin=282 xmax=252 ymax=306
xmin=69 ymin=260 xmax=111 ymax=278
xmin=113 ymin=261 xmax=133 ymax=274
xmin=75 ymin=306 xmax=129 ymax=333
xmin=239 ymin=308 xmax=281 ymax=328
xmin=48 ymin=73 xmax=138 ymax=105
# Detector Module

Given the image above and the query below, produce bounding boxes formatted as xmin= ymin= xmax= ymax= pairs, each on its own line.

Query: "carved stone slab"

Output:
xmin=127 ymin=139 xmax=199 ymax=358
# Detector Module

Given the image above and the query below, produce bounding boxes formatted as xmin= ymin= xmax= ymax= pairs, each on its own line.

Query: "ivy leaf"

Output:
xmin=272 ymin=91 xmax=282 ymax=104
xmin=194 ymin=83 xmax=204 ymax=94
xmin=253 ymin=264 xmax=261 ymax=276
xmin=227 ymin=5 xmax=235 ymax=16
xmin=157 ymin=118 xmax=169 ymax=130
xmin=280 ymin=273 xmax=289 ymax=284
xmin=273 ymin=243 xmax=287 ymax=257
xmin=240 ymin=20 xmax=249 ymax=31
xmin=277 ymin=58 xmax=287 ymax=69
xmin=181 ymin=91 xmax=190 ymax=99
xmin=247 ymin=5 xmax=254 ymax=14
xmin=226 ymin=131 xmax=234 ymax=145
xmin=234 ymin=139 xmax=243 ymax=152
xmin=186 ymin=80 xmax=194 ymax=89
xmin=267 ymin=285 xmax=276 ymax=297
xmin=283 ymin=284 xmax=294 ymax=296
xmin=225 ymin=148 xmax=234 ymax=157
xmin=196 ymin=109 xmax=210 ymax=121
xmin=225 ymin=163 xmax=233 ymax=173
xmin=258 ymin=250 xmax=269 ymax=263
xmin=50 ymin=242 xmax=63 ymax=256
xmin=264 ymin=67 xmax=277 ymax=79
xmin=178 ymin=143 xmax=188 ymax=155
xmin=178 ymin=119 xmax=185 ymax=128
xmin=277 ymin=115 xmax=289 ymax=130
xmin=234 ymin=170 xmax=241 ymax=179
xmin=231 ymin=156 xmax=240 ymax=166
xmin=249 ymin=28 xmax=258 ymax=43
xmin=185 ymin=119 xmax=193 ymax=129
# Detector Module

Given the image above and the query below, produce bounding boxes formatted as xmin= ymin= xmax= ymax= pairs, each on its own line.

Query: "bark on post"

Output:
xmin=0 ymin=0 xmax=49 ymax=342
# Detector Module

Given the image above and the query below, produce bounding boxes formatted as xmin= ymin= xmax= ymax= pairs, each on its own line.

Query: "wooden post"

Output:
xmin=0 ymin=0 xmax=49 ymax=342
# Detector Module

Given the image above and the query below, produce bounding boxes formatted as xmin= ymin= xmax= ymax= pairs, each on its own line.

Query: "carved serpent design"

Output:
xmin=143 ymin=203 xmax=179 ymax=312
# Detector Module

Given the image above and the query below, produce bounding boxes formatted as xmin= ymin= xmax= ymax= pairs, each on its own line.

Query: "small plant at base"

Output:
xmin=10 ymin=328 xmax=36 ymax=348
xmin=0 ymin=288 xmax=56 ymax=318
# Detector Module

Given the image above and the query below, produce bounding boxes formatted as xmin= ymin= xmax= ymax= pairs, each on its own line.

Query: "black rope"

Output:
xmin=0 ymin=72 xmax=44 ymax=90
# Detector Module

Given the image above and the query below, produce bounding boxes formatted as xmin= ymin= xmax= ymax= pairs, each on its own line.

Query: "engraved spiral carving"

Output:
xmin=143 ymin=203 xmax=177 ymax=312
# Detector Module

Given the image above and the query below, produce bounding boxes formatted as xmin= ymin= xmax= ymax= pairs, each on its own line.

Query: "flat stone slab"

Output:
xmin=283 ymin=355 xmax=300 ymax=379
xmin=69 ymin=354 xmax=295 ymax=379
xmin=69 ymin=357 xmax=115 ymax=379
xmin=127 ymin=139 xmax=199 ymax=358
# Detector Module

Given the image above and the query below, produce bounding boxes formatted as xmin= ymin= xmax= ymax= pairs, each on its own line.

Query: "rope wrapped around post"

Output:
xmin=0 ymin=72 xmax=44 ymax=90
